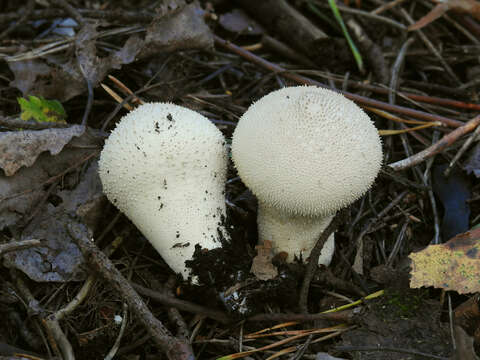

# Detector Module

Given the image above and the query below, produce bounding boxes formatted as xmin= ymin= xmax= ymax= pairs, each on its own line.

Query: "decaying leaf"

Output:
xmin=2 ymin=161 xmax=103 ymax=283
xmin=250 ymin=240 xmax=278 ymax=281
xmin=409 ymin=228 xmax=480 ymax=294
xmin=0 ymin=128 xmax=102 ymax=230
xmin=18 ymin=95 xmax=66 ymax=124
xmin=0 ymin=125 xmax=85 ymax=176
xmin=3 ymin=213 xmax=87 ymax=282
xmin=452 ymin=325 xmax=480 ymax=360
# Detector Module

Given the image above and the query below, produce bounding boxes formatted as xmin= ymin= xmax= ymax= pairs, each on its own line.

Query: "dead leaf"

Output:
xmin=409 ymin=228 xmax=480 ymax=294
xmin=3 ymin=212 xmax=87 ymax=282
xmin=137 ymin=1 xmax=213 ymax=58
xmin=0 ymin=125 xmax=85 ymax=176
xmin=250 ymin=240 xmax=278 ymax=281
xmin=409 ymin=0 xmax=480 ymax=31
xmin=454 ymin=296 xmax=480 ymax=337
xmin=452 ymin=325 xmax=480 ymax=360
xmin=2 ymin=161 xmax=103 ymax=283
xmin=218 ymin=9 xmax=264 ymax=35
xmin=0 ymin=128 xmax=102 ymax=231
xmin=8 ymin=58 xmax=51 ymax=96
xmin=7 ymin=1 xmax=213 ymax=102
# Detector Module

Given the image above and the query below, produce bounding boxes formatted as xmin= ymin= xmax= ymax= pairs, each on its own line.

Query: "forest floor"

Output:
xmin=0 ymin=0 xmax=479 ymax=359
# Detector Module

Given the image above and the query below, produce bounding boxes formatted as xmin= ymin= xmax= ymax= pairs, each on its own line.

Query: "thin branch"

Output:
xmin=132 ymin=282 xmax=232 ymax=325
xmin=214 ymin=35 xmax=463 ymax=128
xmin=67 ymin=221 xmax=194 ymax=360
xmin=298 ymin=211 xmax=346 ymax=313
xmin=389 ymin=115 xmax=480 ymax=171
xmin=0 ymin=239 xmax=42 ymax=256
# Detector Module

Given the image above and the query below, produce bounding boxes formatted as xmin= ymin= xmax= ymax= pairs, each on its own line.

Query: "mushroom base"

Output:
xmin=257 ymin=202 xmax=335 ymax=265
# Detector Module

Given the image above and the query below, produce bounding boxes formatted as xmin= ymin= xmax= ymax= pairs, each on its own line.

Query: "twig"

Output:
xmin=443 ymin=122 xmax=480 ymax=176
xmin=104 ymin=303 xmax=128 ymax=360
xmin=78 ymin=60 xmax=94 ymax=127
xmin=235 ymin=0 xmax=327 ymax=58
xmin=67 ymin=222 xmax=194 ymax=360
xmin=298 ymin=211 xmax=346 ymax=313
xmin=371 ymin=0 xmax=408 ymax=15
xmin=400 ymin=8 xmax=461 ymax=86
xmin=164 ymin=276 xmax=190 ymax=340
xmin=0 ymin=0 xmax=36 ymax=40
xmin=0 ymin=116 xmax=70 ymax=130
xmin=389 ymin=115 xmax=480 ymax=171
xmin=247 ymin=309 xmax=355 ymax=323
xmin=313 ymin=0 xmax=407 ymax=30
xmin=131 ymin=282 xmax=232 ymax=325
xmin=213 ymin=35 xmax=463 ymax=128
xmin=0 ymin=239 xmax=41 ymax=255
xmin=423 ymin=131 xmax=441 ymax=244
xmin=49 ymin=0 xmax=86 ymax=27
xmin=0 ymin=8 xmax=154 ymax=25
xmin=351 ymin=191 xmax=408 ymax=272
xmin=11 ymin=269 xmax=72 ymax=360
xmin=389 ymin=37 xmax=415 ymax=105
xmin=55 ymin=275 xmax=96 ymax=321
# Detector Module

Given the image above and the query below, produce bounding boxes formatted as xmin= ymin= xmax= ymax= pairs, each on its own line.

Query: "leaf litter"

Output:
xmin=0 ymin=0 xmax=480 ymax=359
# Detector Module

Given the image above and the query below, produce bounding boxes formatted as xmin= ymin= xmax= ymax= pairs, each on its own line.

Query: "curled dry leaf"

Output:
xmin=250 ymin=240 xmax=278 ymax=281
xmin=409 ymin=228 xmax=480 ymax=294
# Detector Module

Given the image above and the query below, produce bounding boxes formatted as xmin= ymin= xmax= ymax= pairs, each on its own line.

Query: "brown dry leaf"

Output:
xmin=452 ymin=325 xmax=480 ymax=360
xmin=250 ymin=240 xmax=278 ymax=281
xmin=0 ymin=125 xmax=85 ymax=176
xmin=409 ymin=228 xmax=480 ymax=294
xmin=409 ymin=0 xmax=480 ymax=31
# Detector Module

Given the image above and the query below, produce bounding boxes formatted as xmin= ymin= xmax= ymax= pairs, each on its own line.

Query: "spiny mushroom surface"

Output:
xmin=231 ymin=86 xmax=382 ymax=265
xmin=99 ymin=103 xmax=229 ymax=279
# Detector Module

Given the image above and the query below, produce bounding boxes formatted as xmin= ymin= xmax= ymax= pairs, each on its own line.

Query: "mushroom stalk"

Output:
xmin=257 ymin=201 xmax=335 ymax=265
xmin=231 ymin=86 xmax=382 ymax=266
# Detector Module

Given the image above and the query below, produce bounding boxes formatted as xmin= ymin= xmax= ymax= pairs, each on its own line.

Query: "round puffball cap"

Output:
xmin=231 ymin=86 xmax=383 ymax=217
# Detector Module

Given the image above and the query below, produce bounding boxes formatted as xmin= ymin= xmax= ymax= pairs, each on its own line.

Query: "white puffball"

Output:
xmin=99 ymin=103 xmax=229 ymax=278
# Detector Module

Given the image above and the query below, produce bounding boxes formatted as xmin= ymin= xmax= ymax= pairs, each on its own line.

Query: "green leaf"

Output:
xmin=18 ymin=95 xmax=67 ymax=124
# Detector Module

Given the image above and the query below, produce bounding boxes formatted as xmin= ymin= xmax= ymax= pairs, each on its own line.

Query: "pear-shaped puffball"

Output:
xmin=232 ymin=86 xmax=382 ymax=264
xmin=99 ymin=103 xmax=229 ymax=279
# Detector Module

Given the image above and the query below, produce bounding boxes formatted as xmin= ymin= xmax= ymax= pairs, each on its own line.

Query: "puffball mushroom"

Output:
xmin=231 ymin=86 xmax=382 ymax=265
xmin=98 ymin=103 xmax=230 ymax=279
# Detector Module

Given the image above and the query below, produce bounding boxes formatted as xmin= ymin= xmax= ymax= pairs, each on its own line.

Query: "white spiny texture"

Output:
xmin=232 ymin=86 xmax=382 ymax=264
xmin=99 ymin=103 xmax=229 ymax=279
